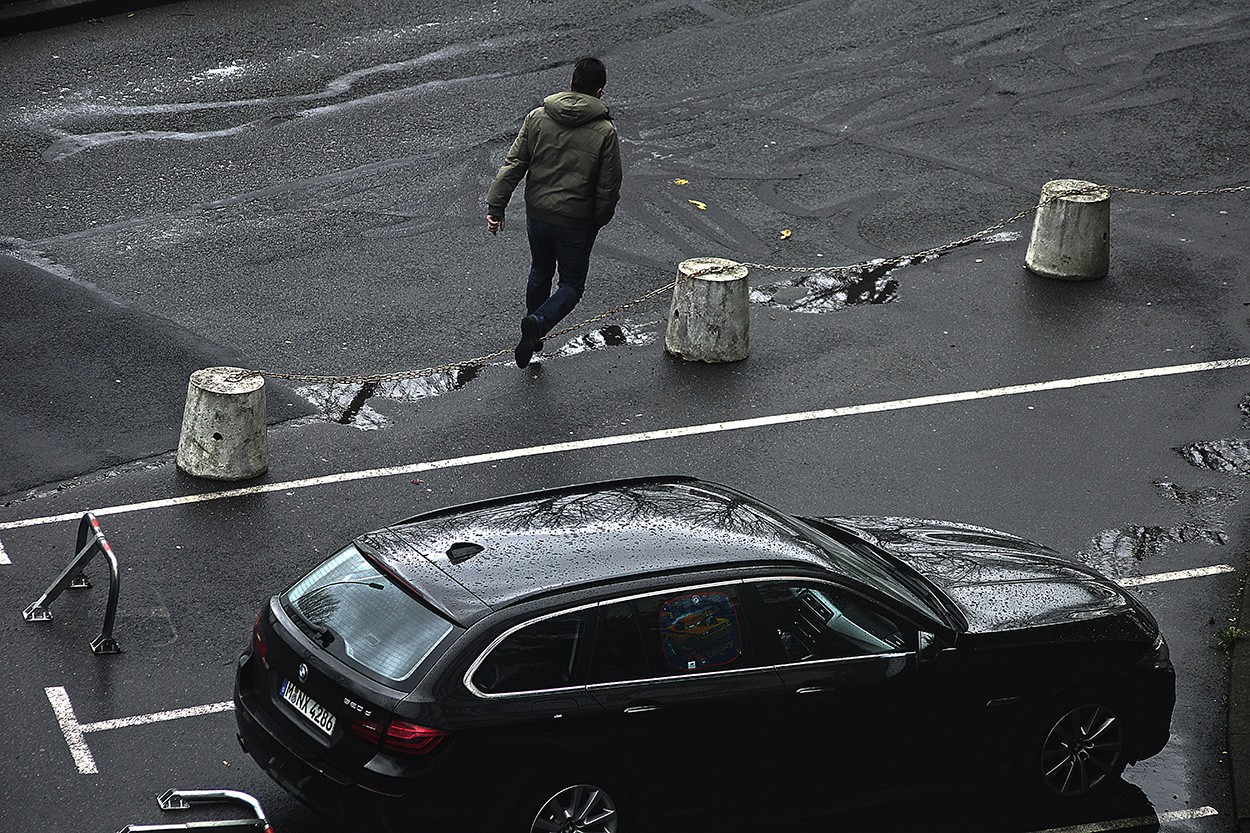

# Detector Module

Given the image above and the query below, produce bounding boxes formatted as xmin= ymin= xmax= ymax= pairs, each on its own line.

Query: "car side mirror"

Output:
xmin=917 ymin=631 xmax=946 ymax=661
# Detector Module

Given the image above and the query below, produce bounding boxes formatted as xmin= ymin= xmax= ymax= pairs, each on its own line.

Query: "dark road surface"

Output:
xmin=1 ymin=0 xmax=1248 ymax=831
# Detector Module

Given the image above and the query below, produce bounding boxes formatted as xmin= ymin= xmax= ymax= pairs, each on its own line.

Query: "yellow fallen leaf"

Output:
xmin=780 ymin=229 xmax=792 ymax=240
xmin=688 ymin=200 xmax=708 ymax=211
xmin=673 ymin=178 xmax=689 ymax=186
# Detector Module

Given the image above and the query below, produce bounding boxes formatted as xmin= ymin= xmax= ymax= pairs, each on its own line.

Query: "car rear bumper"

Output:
xmin=234 ymin=655 xmax=463 ymax=832
xmin=235 ymin=667 xmax=362 ymax=822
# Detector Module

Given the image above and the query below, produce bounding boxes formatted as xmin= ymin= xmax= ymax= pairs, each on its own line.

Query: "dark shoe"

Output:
xmin=515 ymin=315 xmax=541 ymax=368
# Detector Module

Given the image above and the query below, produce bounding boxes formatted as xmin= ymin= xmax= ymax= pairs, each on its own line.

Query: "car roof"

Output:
xmin=358 ymin=476 xmax=844 ymax=625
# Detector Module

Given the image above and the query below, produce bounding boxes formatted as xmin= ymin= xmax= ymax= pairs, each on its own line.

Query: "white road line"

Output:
xmin=1028 ymin=805 xmax=1218 ymax=833
xmin=36 ymin=561 xmax=1230 ymax=759
xmin=45 ymin=686 xmax=234 ymax=775
xmin=1119 ymin=565 xmax=1237 ymax=586
xmin=3 ymin=357 xmax=1249 ymax=532
xmin=80 ymin=700 xmax=234 ymax=733
xmin=45 ymin=687 xmax=98 ymax=775
xmin=0 ymin=538 xmax=9 ymax=564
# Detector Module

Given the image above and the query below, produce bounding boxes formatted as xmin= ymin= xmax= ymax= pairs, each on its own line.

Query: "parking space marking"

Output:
xmin=1119 ymin=565 xmax=1237 ymax=587
xmin=37 ymin=561 xmax=1228 ymax=776
xmin=3 ymin=357 xmax=1249 ymax=532
xmin=1028 ymin=805 xmax=1218 ymax=833
xmin=46 ymin=686 xmax=233 ymax=775
xmin=80 ymin=700 xmax=235 ymax=733
xmin=0 ymin=538 xmax=9 ymax=564
xmin=45 ymin=687 xmax=97 ymax=774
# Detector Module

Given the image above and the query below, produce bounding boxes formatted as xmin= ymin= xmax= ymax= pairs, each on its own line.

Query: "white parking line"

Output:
xmin=1118 ymin=565 xmax=1237 ymax=586
xmin=1028 ymin=805 xmax=1218 ymax=833
xmin=39 ymin=560 xmax=1233 ymax=775
xmin=45 ymin=686 xmax=234 ymax=775
xmin=3 ymin=357 xmax=1250 ymax=532
xmin=45 ymin=687 xmax=97 ymax=774
xmin=80 ymin=700 xmax=235 ymax=733
xmin=0 ymin=538 xmax=9 ymax=564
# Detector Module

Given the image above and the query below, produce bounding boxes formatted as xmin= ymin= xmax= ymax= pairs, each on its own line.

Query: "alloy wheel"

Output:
xmin=1040 ymin=703 xmax=1124 ymax=797
xmin=530 ymin=784 xmax=618 ymax=833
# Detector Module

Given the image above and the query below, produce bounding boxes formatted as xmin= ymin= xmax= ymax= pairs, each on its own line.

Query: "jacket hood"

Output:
xmin=816 ymin=516 xmax=1137 ymax=634
xmin=543 ymin=92 xmax=610 ymax=127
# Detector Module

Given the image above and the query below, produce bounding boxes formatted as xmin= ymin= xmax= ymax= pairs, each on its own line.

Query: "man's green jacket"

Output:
xmin=487 ymin=92 xmax=622 ymax=229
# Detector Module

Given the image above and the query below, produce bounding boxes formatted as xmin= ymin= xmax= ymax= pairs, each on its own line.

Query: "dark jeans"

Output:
xmin=525 ymin=216 xmax=599 ymax=336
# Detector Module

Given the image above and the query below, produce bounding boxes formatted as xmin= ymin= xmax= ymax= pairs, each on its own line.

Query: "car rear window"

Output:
xmin=285 ymin=545 xmax=454 ymax=684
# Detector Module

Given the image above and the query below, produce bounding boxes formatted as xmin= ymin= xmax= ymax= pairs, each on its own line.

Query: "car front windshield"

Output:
xmin=285 ymin=544 xmax=454 ymax=684
xmin=780 ymin=514 xmax=950 ymax=627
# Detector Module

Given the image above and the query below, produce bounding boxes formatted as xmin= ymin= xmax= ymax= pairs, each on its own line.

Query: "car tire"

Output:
xmin=1028 ymin=691 xmax=1131 ymax=802
xmin=514 ymin=775 xmax=632 ymax=833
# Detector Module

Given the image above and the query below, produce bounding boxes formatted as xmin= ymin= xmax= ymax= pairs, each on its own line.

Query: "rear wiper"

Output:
xmin=288 ymin=601 xmax=336 ymax=647
xmin=287 ymin=579 xmax=384 ymax=647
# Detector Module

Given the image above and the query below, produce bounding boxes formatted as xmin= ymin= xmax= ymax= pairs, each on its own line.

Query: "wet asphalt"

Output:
xmin=2 ymin=0 xmax=1250 ymax=831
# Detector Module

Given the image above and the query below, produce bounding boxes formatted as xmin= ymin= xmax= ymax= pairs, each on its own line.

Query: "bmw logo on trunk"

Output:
xmin=298 ymin=663 xmax=308 ymax=682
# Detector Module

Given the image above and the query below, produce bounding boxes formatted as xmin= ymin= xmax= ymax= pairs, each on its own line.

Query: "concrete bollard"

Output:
xmin=1025 ymin=179 xmax=1110 ymax=280
xmin=665 ymin=257 xmax=750 ymax=363
xmin=176 ymin=367 xmax=268 ymax=481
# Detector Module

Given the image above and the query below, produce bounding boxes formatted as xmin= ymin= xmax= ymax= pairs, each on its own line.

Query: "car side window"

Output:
xmin=587 ymin=586 xmax=755 ymax=684
xmin=757 ymin=582 xmax=908 ymax=663
xmin=588 ymin=599 xmax=648 ymax=684
xmin=472 ymin=612 xmax=585 ymax=694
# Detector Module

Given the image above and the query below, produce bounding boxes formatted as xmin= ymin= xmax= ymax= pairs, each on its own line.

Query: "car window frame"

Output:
xmin=744 ymin=576 xmax=919 ymax=668
xmin=463 ymin=604 xmax=597 ymax=698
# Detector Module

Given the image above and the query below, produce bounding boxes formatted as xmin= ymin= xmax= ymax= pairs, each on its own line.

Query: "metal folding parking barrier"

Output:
xmin=22 ymin=511 xmax=122 ymax=654
xmin=118 ymin=789 xmax=273 ymax=833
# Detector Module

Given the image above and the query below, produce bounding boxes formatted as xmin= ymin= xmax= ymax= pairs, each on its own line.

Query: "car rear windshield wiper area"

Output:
xmin=283 ymin=544 xmax=456 ymax=684
xmin=288 ymin=579 xmax=386 ymax=646
xmin=287 ymin=597 xmax=339 ymax=647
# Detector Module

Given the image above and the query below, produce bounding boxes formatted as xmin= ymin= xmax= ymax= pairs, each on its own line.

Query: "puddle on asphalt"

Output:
xmin=297 ymin=324 xmax=655 ymax=429
xmin=1079 ymin=481 xmax=1237 ymax=580
xmin=1176 ymin=437 xmax=1250 ymax=475
xmin=1079 ymin=385 xmax=1250 ymax=579
xmin=749 ymin=260 xmax=900 ymax=313
xmin=295 ymin=364 xmax=480 ymax=430
xmin=549 ymin=322 xmax=654 ymax=357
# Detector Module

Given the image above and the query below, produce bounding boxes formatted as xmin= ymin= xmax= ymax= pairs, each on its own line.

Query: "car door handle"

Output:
xmin=796 ymin=687 xmax=831 ymax=695
xmin=624 ymin=705 xmax=661 ymax=714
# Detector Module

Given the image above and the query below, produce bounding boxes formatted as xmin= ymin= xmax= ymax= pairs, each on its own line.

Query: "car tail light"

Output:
xmin=348 ymin=717 xmax=449 ymax=757
xmin=253 ymin=613 xmax=269 ymax=669
xmin=382 ymin=720 xmax=449 ymax=756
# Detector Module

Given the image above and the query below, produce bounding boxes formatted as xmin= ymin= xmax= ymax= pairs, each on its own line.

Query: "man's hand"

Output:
xmin=486 ymin=215 xmax=504 ymax=235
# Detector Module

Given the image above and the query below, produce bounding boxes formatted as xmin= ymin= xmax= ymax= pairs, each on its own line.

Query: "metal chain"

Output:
xmin=1107 ymin=183 xmax=1250 ymax=197
xmin=740 ymin=182 xmax=1250 ymax=277
xmin=236 ymin=181 xmax=1248 ymax=386
xmin=739 ymin=200 xmax=1045 ymax=276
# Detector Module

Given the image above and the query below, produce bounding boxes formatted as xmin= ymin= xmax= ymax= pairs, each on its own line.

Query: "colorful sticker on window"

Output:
xmin=659 ymin=592 xmax=742 ymax=671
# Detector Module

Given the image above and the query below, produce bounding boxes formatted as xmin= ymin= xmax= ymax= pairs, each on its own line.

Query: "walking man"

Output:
xmin=486 ymin=56 xmax=623 ymax=368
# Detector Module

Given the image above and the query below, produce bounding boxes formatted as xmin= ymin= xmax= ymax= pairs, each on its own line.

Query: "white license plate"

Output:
xmin=280 ymin=679 xmax=337 ymax=736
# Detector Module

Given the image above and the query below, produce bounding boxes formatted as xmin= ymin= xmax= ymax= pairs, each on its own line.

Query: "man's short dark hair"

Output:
xmin=571 ymin=57 xmax=607 ymax=94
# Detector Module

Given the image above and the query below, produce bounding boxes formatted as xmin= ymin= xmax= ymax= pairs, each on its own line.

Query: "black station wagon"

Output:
xmin=234 ymin=476 xmax=1175 ymax=832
